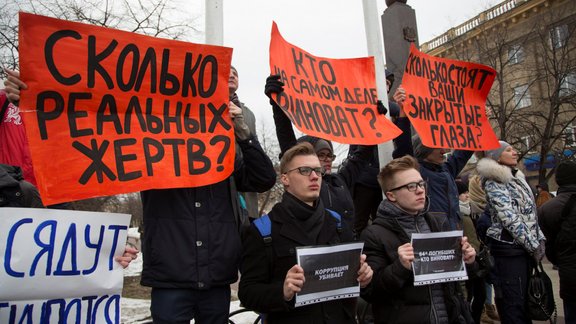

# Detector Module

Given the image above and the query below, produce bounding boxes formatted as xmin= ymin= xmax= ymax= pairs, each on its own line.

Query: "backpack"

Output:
xmin=252 ymin=208 xmax=342 ymax=272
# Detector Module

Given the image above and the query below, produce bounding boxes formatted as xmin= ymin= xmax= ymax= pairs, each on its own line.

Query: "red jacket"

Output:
xmin=0 ymin=91 xmax=36 ymax=186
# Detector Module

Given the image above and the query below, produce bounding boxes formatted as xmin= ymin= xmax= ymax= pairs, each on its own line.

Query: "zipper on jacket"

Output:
xmin=428 ymin=286 xmax=439 ymax=324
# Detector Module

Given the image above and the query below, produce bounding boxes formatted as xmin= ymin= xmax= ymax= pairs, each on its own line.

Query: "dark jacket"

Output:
xmin=361 ymin=199 xmax=473 ymax=324
xmin=272 ymin=103 xmax=368 ymax=234
xmin=393 ymin=117 xmax=473 ymax=230
xmin=0 ymin=164 xmax=43 ymax=208
xmin=140 ymin=136 xmax=276 ymax=289
xmin=348 ymin=101 xmax=403 ymax=189
xmin=538 ymin=184 xmax=576 ymax=301
xmin=239 ymin=193 xmax=356 ymax=324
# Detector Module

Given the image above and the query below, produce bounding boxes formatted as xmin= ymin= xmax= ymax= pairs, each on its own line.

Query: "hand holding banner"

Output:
xmin=269 ymin=22 xmax=401 ymax=145
xmin=18 ymin=13 xmax=234 ymax=205
xmin=0 ymin=208 xmax=130 ymax=323
xmin=402 ymin=44 xmax=499 ymax=151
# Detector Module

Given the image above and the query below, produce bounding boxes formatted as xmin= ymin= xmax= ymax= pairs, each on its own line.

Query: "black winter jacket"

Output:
xmin=272 ymin=103 xmax=368 ymax=234
xmin=239 ymin=193 xmax=356 ymax=324
xmin=393 ymin=117 xmax=473 ymax=230
xmin=361 ymin=200 xmax=473 ymax=324
xmin=538 ymin=184 xmax=576 ymax=301
xmin=0 ymin=164 xmax=43 ymax=208
xmin=140 ymin=136 xmax=276 ymax=289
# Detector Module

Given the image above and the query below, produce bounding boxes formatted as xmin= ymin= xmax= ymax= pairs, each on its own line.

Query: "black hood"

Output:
xmin=0 ymin=164 xmax=23 ymax=189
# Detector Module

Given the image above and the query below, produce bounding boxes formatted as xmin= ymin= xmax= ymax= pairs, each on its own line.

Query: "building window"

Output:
xmin=508 ymin=45 xmax=524 ymax=64
xmin=513 ymin=84 xmax=531 ymax=108
xmin=565 ymin=125 xmax=576 ymax=147
xmin=560 ymin=73 xmax=576 ymax=97
xmin=550 ymin=24 xmax=569 ymax=49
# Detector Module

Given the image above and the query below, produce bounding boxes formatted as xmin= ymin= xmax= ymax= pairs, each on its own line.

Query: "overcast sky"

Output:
xmin=218 ymin=0 xmax=500 ymax=140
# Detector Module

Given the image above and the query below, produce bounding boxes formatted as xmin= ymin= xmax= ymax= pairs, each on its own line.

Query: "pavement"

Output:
xmin=121 ymin=250 xmax=566 ymax=323
xmin=527 ymin=259 xmax=565 ymax=324
xmin=485 ymin=259 xmax=565 ymax=324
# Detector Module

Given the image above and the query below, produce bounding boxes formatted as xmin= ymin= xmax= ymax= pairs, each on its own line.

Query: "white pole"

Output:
xmin=205 ymin=0 xmax=224 ymax=46
xmin=362 ymin=0 xmax=394 ymax=168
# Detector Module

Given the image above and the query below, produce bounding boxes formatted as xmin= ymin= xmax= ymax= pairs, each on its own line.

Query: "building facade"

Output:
xmin=421 ymin=0 xmax=576 ymax=190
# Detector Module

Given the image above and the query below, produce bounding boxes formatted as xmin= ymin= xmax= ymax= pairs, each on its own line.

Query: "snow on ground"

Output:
xmin=121 ymin=299 xmax=260 ymax=324
xmin=121 ymin=247 xmax=259 ymax=324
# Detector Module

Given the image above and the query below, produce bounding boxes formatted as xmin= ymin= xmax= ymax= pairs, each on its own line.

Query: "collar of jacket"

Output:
xmin=476 ymin=157 xmax=525 ymax=184
xmin=372 ymin=199 xmax=431 ymax=241
xmin=0 ymin=164 xmax=22 ymax=189
xmin=558 ymin=184 xmax=576 ymax=195
xmin=271 ymin=193 xmax=330 ymax=246
xmin=420 ymin=160 xmax=443 ymax=172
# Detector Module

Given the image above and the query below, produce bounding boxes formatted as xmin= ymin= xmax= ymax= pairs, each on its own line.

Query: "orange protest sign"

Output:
xmin=269 ymin=22 xmax=401 ymax=145
xmin=18 ymin=12 xmax=234 ymax=205
xmin=402 ymin=44 xmax=499 ymax=150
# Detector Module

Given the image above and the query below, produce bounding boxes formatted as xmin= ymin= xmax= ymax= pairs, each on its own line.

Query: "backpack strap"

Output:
xmin=326 ymin=208 xmax=342 ymax=233
xmin=253 ymin=214 xmax=272 ymax=245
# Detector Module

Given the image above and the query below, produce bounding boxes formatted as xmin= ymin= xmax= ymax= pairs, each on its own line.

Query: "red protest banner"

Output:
xmin=18 ymin=12 xmax=234 ymax=205
xmin=268 ymin=22 xmax=401 ymax=145
xmin=402 ymin=43 xmax=499 ymax=150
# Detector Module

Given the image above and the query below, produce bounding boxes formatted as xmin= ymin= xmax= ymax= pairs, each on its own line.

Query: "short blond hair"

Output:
xmin=377 ymin=155 xmax=420 ymax=192
xmin=280 ymin=142 xmax=316 ymax=173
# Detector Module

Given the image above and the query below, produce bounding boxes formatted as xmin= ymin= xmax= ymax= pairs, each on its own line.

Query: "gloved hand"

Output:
xmin=376 ymin=100 xmax=387 ymax=115
xmin=533 ymin=242 xmax=546 ymax=263
xmin=264 ymin=75 xmax=284 ymax=98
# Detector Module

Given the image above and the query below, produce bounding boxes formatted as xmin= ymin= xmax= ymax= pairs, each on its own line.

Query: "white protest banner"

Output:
xmin=411 ymin=230 xmax=467 ymax=286
xmin=295 ymin=242 xmax=363 ymax=307
xmin=0 ymin=208 xmax=130 ymax=323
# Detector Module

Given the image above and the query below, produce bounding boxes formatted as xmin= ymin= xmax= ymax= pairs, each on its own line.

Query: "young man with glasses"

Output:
xmin=361 ymin=155 xmax=476 ymax=324
xmin=239 ymin=142 xmax=373 ymax=323
xmin=265 ymin=76 xmax=374 ymax=239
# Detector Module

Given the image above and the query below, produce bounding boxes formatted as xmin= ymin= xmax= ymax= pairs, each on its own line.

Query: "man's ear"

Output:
xmin=280 ymin=173 xmax=289 ymax=187
xmin=385 ymin=191 xmax=396 ymax=202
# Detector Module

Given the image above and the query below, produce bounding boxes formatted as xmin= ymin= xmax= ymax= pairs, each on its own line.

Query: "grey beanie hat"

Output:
xmin=296 ymin=135 xmax=333 ymax=154
xmin=485 ymin=141 xmax=511 ymax=161
xmin=412 ymin=134 xmax=434 ymax=160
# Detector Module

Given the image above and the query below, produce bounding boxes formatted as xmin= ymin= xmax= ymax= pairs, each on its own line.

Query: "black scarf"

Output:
xmin=282 ymin=192 xmax=325 ymax=244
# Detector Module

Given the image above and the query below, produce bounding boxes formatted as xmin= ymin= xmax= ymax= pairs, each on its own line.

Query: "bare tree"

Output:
xmin=70 ymin=192 xmax=143 ymax=228
xmin=437 ymin=1 xmax=576 ymax=184
xmin=0 ymin=0 xmax=200 ymax=78
xmin=256 ymin=120 xmax=282 ymax=215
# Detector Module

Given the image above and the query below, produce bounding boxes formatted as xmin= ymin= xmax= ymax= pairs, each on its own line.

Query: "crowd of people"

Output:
xmin=2 ymin=62 xmax=575 ymax=324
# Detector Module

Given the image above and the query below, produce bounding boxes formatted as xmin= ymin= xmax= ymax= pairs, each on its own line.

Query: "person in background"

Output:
xmin=0 ymin=163 xmax=43 ymax=208
xmin=468 ymin=172 xmax=500 ymax=324
xmin=393 ymin=86 xmax=474 ymax=231
xmin=239 ymin=142 xmax=372 ymax=323
xmin=538 ymin=160 xmax=576 ymax=324
xmin=229 ymin=66 xmax=261 ymax=219
xmin=349 ymin=70 xmax=402 ymax=235
xmin=476 ymin=141 xmax=545 ymax=324
xmin=4 ymin=68 xmax=277 ymax=323
xmin=264 ymin=75 xmax=375 ymax=239
xmin=457 ymin=180 xmax=486 ymax=324
xmin=535 ymin=183 xmax=553 ymax=208
xmin=361 ymin=155 xmax=475 ymax=324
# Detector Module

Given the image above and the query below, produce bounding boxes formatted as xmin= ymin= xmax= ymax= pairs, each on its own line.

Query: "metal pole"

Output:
xmin=205 ymin=0 xmax=223 ymax=45
xmin=362 ymin=0 xmax=394 ymax=168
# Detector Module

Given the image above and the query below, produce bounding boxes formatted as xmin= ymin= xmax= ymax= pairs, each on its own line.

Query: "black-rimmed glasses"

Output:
xmin=284 ymin=166 xmax=324 ymax=177
xmin=318 ymin=153 xmax=337 ymax=161
xmin=389 ymin=180 xmax=426 ymax=192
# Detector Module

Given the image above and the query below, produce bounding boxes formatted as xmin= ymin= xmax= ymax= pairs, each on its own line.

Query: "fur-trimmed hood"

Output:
xmin=476 ymin=158 xmax=525 ymax=184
